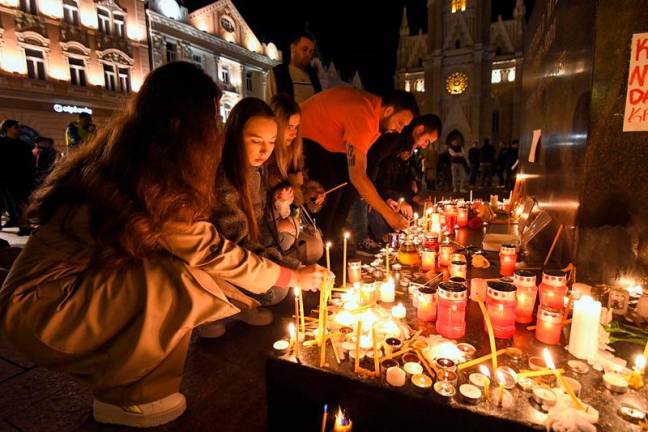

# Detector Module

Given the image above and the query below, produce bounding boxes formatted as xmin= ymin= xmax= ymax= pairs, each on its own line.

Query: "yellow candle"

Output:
xmin=479 ymin=365 xmax=491 ymax=401
xmin=354 ymin=320 xmax=362 ymax=373
xmin=543 ymin=348 xmax=583 ymax=410
xmin=321 ymin=404 xmax=328 ymax=432
xmin=343 ymin=232 xmax=349 ymax=290
xmin=496 ymin=370 xmax=505 ymax=407
xmin=298 ymin=286 xmax=305 ymax=333
xmin=477 ymin=299 xmax=498 ymax=372
xmin=643 ymin=339 xmax=648 ymax=360
xmin=334 ymin=408 xmax=352 ymax=432
xmin=293 ymin=288 xmax=300 ymax=359
xmin=385 ymin=247 xmax=390 ymax=278
xmin=326 ymin=241 xmax=332 ymax=272
xmin=517 ymin=368 xmax=564 ymax=378
xmin=372 ymin=326 xmax=380 ymax=374
xmin=457 ymin=348 xmax=509 ymax=371
xmin=288 ymin=323 xmax=296 ymax=350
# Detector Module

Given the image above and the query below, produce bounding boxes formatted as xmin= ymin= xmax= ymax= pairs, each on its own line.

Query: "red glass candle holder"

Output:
xmin=444 ymin=205 xmax=457 ymax=230
xmin=436 ymin=281 xmax=467 ymax=339
xmin=423 ymin=234 xmax=439 ymax=252
xmin=438 ymin=242 xmax=454 ymax=267
xmin=539 ymin=270 xmax=568 ymax=310
xmin=421 ymin=248 xmax=436 ymax=272
xmin=457 ymin=207 xmax=469 ymax=228
xmin=485 ymin=281 xmax=517 ymax=339
xmin=535 ymin=306 xmax=563 ymax=345
xmin=514 ymin=270 xmax=538 ymax=324
xmin=416 ymin=287 xmax=438 ymax=322
xmin=499 ymin=244 xmax=517 ymax=277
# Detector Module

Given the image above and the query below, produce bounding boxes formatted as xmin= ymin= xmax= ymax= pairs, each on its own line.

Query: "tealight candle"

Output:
xmin=539 ymin=270 xmax=568 ymax=310
xmin=383 ymin=337 xmax=402 ymax=356
xmin=603 ymin=372 xmax=629 ymax=393
xmin=437 ymin=369 xmax=458 ymax=386
xmin=416 ymin=287 xmax=438 ymax=322
xmin=379 ymin=278 xmax=396 ymax=303
xmin=436 ymin=281 xmax=467 ymax=339
xmin=532 ymin=387 xmax=557 ymax=407
xmin=535 ymin=306 xmax=563 ymax=345
xmin=459 ymin=384 xmax=482 ymax=404
xmin=421 ymin=248 xmax=436 ymax=272
xmin=628 ymin=355 xmax=645 ymax=390
xmin=514 ymin=270 xmax=538 ymax=324
xmin=380 ymin=359 xmax=398 ymax=380
xmin=499 ymin=244 xmax=517 ymax=277
xmin=391 ymin=303 xmax=406 ymax=320
xmin=435 ymin=358 xmax=457 ymax=372
xmin=517 ymin=376 xmax=534 ymax=392
xmin=347 ymin=259 xmax=362 ymax=284
xmin=433 ymin=381 xmax=456 ymax=398
xmin=618 ymin=403 xmax=647 ymax=424
xmin=457 ymin=343 xmax=476 ymax=360
xmin=469 ymin=372 xmax=490 ymax=391
xmin=402 ymin=353 xmax=420 ymax=364
xmin=272 ymin=339 xmax=290 ymax=355
xmin=485 ymin=281 xmax=517 ymax=339
xmin=403 ymin=361 xmax=424 ymax=376
xmin=386 ymin=366 xmax=407 ymax=387
xmin=412 ymin=374 xmax=433 ymax=390
xmin=359 ymin=277 xmax=377 ymax=305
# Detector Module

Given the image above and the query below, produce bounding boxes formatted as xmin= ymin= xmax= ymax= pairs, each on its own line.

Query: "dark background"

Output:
xmin=185 ymin=0 xmax=535 ymax=93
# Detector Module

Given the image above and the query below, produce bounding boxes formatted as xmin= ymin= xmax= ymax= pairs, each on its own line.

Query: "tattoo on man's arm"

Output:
xmin=346 ymin=145 xmax=356 ymax=167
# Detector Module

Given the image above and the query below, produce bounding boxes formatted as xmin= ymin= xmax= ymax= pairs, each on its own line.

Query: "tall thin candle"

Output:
xmin=385 ymin=247 xmax=390 ymax=278
xmin=298 ymin=286 xmax=305 ymax=333
xmin=293 ymin=288 xmax=300 ymax=359
xmin=372 ymin=326 xmax=380 ymax=375
xmin=326 ymin=241 xmax=332 ymax=272
xmin=477 ymin=299 xmax=498 ymax=372
xmin=544 ymin=349 xmax=583 ymax=410
xmin=343 ymin=232 xmax=349 ymax=290
xmin=354 ymin=320 xmax=362 ymax=373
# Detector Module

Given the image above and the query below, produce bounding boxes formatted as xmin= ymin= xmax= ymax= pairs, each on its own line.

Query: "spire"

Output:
xmin=514 ymin=0 xmax=525 ymax=19
xmin=400 ymin=6 xmax=410 ymax=35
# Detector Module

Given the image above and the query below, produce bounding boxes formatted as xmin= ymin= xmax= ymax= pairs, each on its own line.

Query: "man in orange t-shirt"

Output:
xmin=301 ymin=87 xmax=419 ymax=240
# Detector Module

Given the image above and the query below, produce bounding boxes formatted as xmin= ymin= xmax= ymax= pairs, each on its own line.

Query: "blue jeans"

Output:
xmin=350 ymin=199 xmax=370 ymax=240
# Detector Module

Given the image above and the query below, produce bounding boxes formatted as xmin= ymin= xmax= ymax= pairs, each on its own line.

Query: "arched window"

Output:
xmin=451 ymin=0 xmax=466 ymax=13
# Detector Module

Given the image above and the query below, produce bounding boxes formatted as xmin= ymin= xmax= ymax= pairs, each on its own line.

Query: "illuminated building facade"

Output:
xmin=396 ymin=0 xmax=525 ymax=145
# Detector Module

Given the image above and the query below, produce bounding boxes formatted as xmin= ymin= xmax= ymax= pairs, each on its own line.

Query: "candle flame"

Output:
xmin=543 ymin=348 xmax=556 ymax=370
xmin=496 ymin=370 xmax=506 ymax=384
xmin=326 ymin=241 xmax=332 ymax=248
xmin=294 ymin=286 xmax=300 ymax=298
xmin=479 ymin=365 xmax=491 ymax=378
xmin=288 ymin=323 xmax=295 ymax=339
xmin=335 ymin=407 xmax=349 ymax=426
xmin=636 ymin=355 xmax=646 ymax=371
xmin=344 ymin=231 xmax=350 ymax=239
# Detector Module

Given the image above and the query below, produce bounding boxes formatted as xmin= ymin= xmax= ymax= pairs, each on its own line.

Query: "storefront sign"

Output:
xmin=623 ymin=32 xmax=648 ymax=132
xmin=53 ymin=104 xmax=93 ymax=115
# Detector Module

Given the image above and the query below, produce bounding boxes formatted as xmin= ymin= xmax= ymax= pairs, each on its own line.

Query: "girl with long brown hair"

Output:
xmin=0 ymin=62 xmax=325 ymax=428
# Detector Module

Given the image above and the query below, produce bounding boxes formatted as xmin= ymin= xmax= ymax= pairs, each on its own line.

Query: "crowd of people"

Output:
xmin=0 ymin=30 xmax=521 ymax=428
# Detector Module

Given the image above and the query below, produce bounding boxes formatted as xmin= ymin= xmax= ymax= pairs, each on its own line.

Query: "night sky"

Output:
xmin=186 ymin=0 xmax=535 ymax=93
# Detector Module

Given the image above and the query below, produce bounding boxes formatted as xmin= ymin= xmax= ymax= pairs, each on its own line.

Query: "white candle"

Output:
xmin=380 ymin=278 xmax=396 ymax=303
xmin=567 ymin=296 xmax=601 ymax=361
xmin=391 ymin=303 xmax=406 ymax=320
xmin=386 ymin=366 xmax=406 ymax=387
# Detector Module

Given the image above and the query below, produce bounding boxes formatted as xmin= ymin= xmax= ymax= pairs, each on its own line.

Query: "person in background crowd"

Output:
xmin=479 ymin=138 xmax=496 ymax=188
xmin=423 ymin=139 xmax=440 ymax=191
xmin=351 ymin=114 xmax=441 ymax=254
xmin=300 ymin=87 xmax=419 ymax=241
xmin=505 ymin=139 xmax=520 ymax=191
xmin=65 ymin=112 xmax=95 ymax=151
xmin=267 ymin=94 xmax=324 ymax=264
xmin=468 ymin=140 xmax=481 ymax=187
xmin=32 ymin=137 xmax=59 ymax=187
xmin=0 ymin=119 xmax=35 ymax=235
xmin=436 ymin=144 xmax=452 ymax=192
xmin=210 ymin=97 xmax=320 ymax=336
xmin=447 ymin=131 xmax=468 ymax=194
xmin=496 ymin=141 xmax=511 ymax=187
xmin=265 ymin=31 xmax=322 ymax=103
xmin=0 ymin=63 xmax=325 ymax=428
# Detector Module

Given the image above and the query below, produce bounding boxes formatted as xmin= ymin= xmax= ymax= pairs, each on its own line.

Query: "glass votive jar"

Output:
xmin=514 ymin=270 xmax=538 ymax=324
xmin=539 ymin=270 xmax=568 ymax=310
xmin=379 ymin=278 xmax=396 ymax=303
xmin=348 ymin=259 xmax=362 ymax=284
xmin=485 ymin=281 xmax=517 ymax=339
xmin=535 ymin=306 xmax=563 ymax=345
xmin=457 ymin=207 xmax=469 ymax=227
xmin=359 ymin=277 xmax=377 ymax=306
xmin=436 ymin=281 xmax=467 ymax=339
xmin=423 ymin=234 xmax=439 ymax=252
xmin=398 ymin=241 xmax=421 ymax=267
xmin=421 ymin=248 xmax=437 ymax=272
xmin=416 ymin=287 xmax=438 ymax=322
xmin=444 ymin=205 xmax=457 ymax=230
xmin=499 ymin=244 xmax=517 ymax=277
xmin=438 ymin=241 xmax=454 ymax=267
xmin=449 ymin=260 xmax=467 ymax=279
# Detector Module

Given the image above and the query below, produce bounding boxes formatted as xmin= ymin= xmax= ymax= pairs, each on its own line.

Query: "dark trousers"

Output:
xmin=303 ymin=139 xmax=357 ymax=240
xmin=469 ymin=164 xmax=479 ymax=186
xmin=480 ymin=163 xmax=494 ymax=187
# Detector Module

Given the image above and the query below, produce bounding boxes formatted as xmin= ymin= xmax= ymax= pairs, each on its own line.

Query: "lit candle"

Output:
xmin=391 ymin=303 xmax=406 ymax=320
xmin=321 ymin=404 xmax=328 ymax=432
xmin=444 ymin=204 xmax=457 ymax=230
xmin=627 ymin=355 xmax=645 ymax=390
xmin=354 ymin=320 xmax=362 ymax=373
xmin=333 ymin=407 xmax=352 ymax=432
xmin=385 ymin=247 xmax=390 ymax=278
xmin=347 ymin=259 xmax=362 ymax=285
xmin=498 ymin=244 xmax=517 ymax=277
xmin=535 ymin=306 xmax=563 ymax=345
xmin=436 ymin=281 xmax=467 ymax=339
xmin=420 ymin=248 xmax=436 ymax=272
xmin=478 ymin=365 xmax=491 ymax=400
xmin=386 ymin=366 xmax=406 ymax=387
xmin=360 ymin=277 xmax=377 ymax=305
xmin=416 ymin=287 xmax=437 ymax=322
xmin=539 ymin=270 xmax=568 ymax=310
xmin=477 ymin=299 xmax=499 ymax=373
xmin=372 ymin=326 xmax=380 ymax=374
xmin=380 ymin=278 xmax=396 ymax=303
xmin=288 ymin=323 xmax=297 ymax=356
xmin=457 ymin=207 xmax=468 ymax=227
xmin=293 ymin=289 xmax=301 ymax=359
xmin=342 ymin=232 xmax=349 ymax=290
xmin=326 ymin=241 xmax=332 ymax=272
xmin=298 ymin=286 xmax=305 ymax=333
xmin=431 ymin=212 xmax=441 ymax=233
xmin=567 ymin=296 xmax=601 ymax=361
xmin=449 ymin=260 xmax=467 ymax=279
xmin=514 ymin=270 xmax=537 ymax=324
xmin=543 ymin=348 xmax=584 ymax=410
xmin=485 ymin=281 xmax=517 ymax=339
xmin=438 ymin=241 xmax=454 ymax=267
xmin=496 ymin=370 xmax=505 ymax=407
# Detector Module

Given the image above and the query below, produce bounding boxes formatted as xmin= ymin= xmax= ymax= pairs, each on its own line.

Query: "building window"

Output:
xmin=221 ymin=102 xmax=232 ymax=120
xmin=415 ymin=79 xmax=425 ymax=92
xmin=192 ymin=54 xmax=202 ymax=66
xmin=25 ymin=48 xmax=46 ymax=80
xmin=491 ymin=67 xmax=515 ymax=84
xmin=491 ymin=69 xmax=501 ymax=84
xmin=245 ymin=71 xmax=253 ymax=91
xmin=113 ymin=14 xmax=125 ymax=38
xmin=118 ymin=67 xmax=130 ymax=93
xmin=98 ymin=9 xmax=111 ymax=34
xmin=451 ymin=0 xmax=466 ymax=13
xmin=63 ymin=0 xmax=79 ymax=25
xmin=69 ymin=57 xmax=86 ymax=86
xmin=104 ymin=64 xmax=116 ymax=91
xmin=404 ymin=80 xmax=411 ymax=92
xmin=220 ymin=66 xmax=230 ymax=84
xmin=166 ymin=42 xmax=177 ymax=63
xmin=19 ymin=0 xmax=37 ymax=14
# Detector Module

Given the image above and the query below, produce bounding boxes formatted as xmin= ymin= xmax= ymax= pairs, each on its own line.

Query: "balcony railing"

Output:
xmin=95 ymin=31 xmax=132 ymax=56
xmin=59 ymin=22 xmax=89 ymax=45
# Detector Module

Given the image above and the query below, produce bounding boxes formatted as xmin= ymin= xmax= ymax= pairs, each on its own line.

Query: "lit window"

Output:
xmin=113 ymin=14 xmax=125 ymax=38
xmin=19 ymin=0 xmax=37 ymax=14
xmin=491 ymin=69 xmax=501 ymax=84
xmin=69 ymin=57 xmax=86 ymax=86
xmin=118 ymin=67 xmax=130 ymax=93
xmin=404 ymin=80 xmax=411 ymax=91
xmin=508 ymin=68 xmax=516 ymax=82
xmin=98 ymin=9 xmax=111 ymax=34
xmin=220 ymin=66 xmax=230 ymax=84
xmin=451 ymin=0 xmax=466 ymax=13
xmin=415 ymin=79 xmax=425 ymax=92
xmin=25 ymin=48 xmax=46 ymax=80
xmin=63 ymin=0 xmax=79 ymax=25
xmin=246 ymin=71 xmax=253 ymax=91
xmin=103 ymin=63 xmax=116 ymax=91
xmin=166 ymin=42 xmax=177 ymax=63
